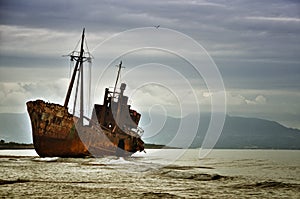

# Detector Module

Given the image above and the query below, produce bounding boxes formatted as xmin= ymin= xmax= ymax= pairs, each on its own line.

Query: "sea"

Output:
xmin=0 ymin=149 xmax=299 ymax=198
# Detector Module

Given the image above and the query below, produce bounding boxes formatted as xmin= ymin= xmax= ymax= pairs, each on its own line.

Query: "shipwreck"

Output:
xmin=26 ymin=29 xmax=145 ymax=157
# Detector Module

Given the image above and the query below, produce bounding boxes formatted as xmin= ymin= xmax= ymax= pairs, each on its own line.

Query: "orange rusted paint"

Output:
xmin=27 ymin=90 xmax=144 ymax=158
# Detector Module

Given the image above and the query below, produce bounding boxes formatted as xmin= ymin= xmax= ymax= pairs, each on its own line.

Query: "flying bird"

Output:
xmin=154 ymin=25 xmax=160 ymax=29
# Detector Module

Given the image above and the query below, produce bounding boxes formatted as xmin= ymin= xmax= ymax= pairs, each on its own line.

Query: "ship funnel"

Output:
xmin=120 ymin=83 xmax=126 ymax=93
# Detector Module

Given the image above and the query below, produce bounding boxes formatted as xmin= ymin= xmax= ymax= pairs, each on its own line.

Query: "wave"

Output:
xmin=233 ymin=181 xmax=300 ymax=189
xmin=141 ymin=192 xmax=181 ymax=198
xmin=163 ymin=165 xmax=214 ymax=170
xmin=105 ymin=157 xmax=132 ymax=165
xmin=32 ymin=157 xmax=60 ymax=162
xmin=160 ymin=170 xmax=231 ymax=181
xmin=0 ymin=179 xmax=29 ymax=185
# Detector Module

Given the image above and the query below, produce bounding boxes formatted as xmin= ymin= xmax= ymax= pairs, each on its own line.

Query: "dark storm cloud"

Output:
xmin=1 ymin=3 xmax=299 ymax=59
xmin=2 ymin=0 xmax=298 ymax=33
xmin=1 ymin=0 xmax=299 ymax=40
xmin=0 ymin=0 xmax=299 ymax=90
xmin=0 ymin=0 xmax=174 ymax=31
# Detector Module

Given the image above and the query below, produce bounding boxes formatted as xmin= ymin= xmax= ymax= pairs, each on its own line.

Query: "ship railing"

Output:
xmin=84 ymin=115 xmax=144 ymax=138
xmin=127 ymin=126 xmax=144 ymax=137
xmin=137 ymin=126 xmax=144 ymax=136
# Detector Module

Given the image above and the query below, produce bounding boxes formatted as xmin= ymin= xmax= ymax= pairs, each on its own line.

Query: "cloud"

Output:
xmin=226 ymin=89 xmax=300 ymax=122
xmin=255 ymin=95 xmax=267 ymax=103
xmin=0 ymin=79 xmax=69 ymax=113
xmin=245 ymin=95 xmax=267 ymax=105
xmin=227 ymin=92 xmax=267 ymax=106
xmin=1 ymin=0 xmax=300 ymax=66
xmin=246 ymin=16 xmax=300 ymax=22
xmin=0 ymin=25 xmax=109 ymax=58
xmin=202 ymin=92 xmax=213 ymax=98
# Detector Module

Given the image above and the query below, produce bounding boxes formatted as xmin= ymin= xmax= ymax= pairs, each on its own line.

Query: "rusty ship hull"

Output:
xmin=27 ymin=100 xmax=144 ymax=157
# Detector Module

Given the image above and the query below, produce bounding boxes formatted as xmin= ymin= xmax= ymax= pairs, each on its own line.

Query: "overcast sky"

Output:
xmin=0 ymin=0 xmax=299 ymax=129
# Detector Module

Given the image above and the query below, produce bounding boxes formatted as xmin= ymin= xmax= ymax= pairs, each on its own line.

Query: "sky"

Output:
xmin=0 ymin=0 xmax=299 ymax=129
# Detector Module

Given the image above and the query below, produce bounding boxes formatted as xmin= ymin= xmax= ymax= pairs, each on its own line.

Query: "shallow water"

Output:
xmin=0 ymin=149 xmax=299 ymax=198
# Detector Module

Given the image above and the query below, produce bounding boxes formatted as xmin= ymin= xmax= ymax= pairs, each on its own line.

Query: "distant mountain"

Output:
xmin=140 ymin=113 xmax=300 ymax=149
xmin=1 ymin=112 xmax=300 ymax=149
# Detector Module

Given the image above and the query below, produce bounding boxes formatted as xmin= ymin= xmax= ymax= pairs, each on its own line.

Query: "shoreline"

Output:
xmin=0 ymin=143 xmax=34 ymax=150
xmin=0 ymin=143 xmax=179 ymax=150
xmin=0 ymin=143 xmax=299 ymax=150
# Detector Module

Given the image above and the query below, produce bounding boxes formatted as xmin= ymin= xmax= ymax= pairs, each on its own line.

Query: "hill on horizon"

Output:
xmin=0 ymin=112 xmax=299 ymax=149
xmin=140 ymin=113 xmax=300 ymax=149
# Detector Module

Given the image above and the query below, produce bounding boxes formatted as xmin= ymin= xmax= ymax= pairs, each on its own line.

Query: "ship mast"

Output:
xmin=64 ymin=28 xmax=85 ymax=108
xmin=64 ymin=28 xmax=87 ymax=125
xmin=113 ymin=61 xmax=124 ymax=97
